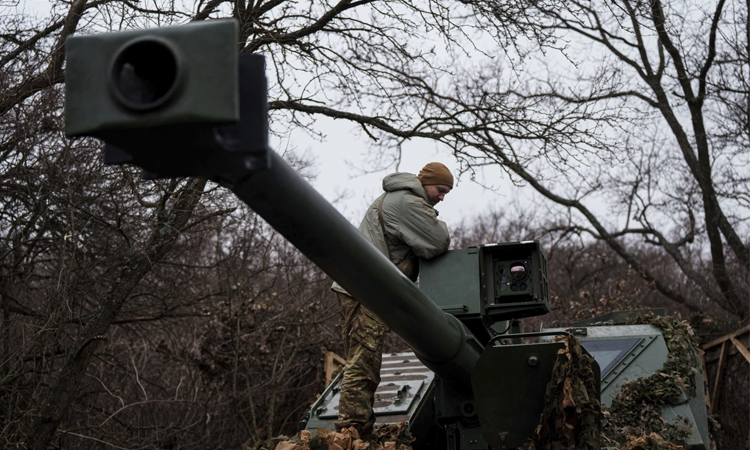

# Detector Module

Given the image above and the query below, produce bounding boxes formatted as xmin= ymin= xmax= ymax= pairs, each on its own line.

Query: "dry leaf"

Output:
xmin=344 ymin=426 xmax=360 ymax=440
xmin=562 ymin=377 xmax=576 ymax=408
xmin=352 ymin=440 xmax=370 ymax=450
xmin=301 ymin=430 xmax=312 ymax=444
xmin=275 ymin=441 xmax=301 ymax=450
xmin=332 ymin=431 xmax=351 ymax=450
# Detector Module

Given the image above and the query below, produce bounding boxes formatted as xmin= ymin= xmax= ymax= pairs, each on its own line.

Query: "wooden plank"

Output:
xmin=325 ymin=352 xmax=333 ymax=387
xmin=703 ymin=324 xmax=750 ymax=350
xmin=704 ymin=344 xmax=740 ymax=364
xmin=324 ymin=351 xmax=346 ymax=387
xmin=710 ymin=341 xmax=729 ymax=414
xmin=730 ymin=337 xmax=750 ymax=364
xmin=701 ymin=353 xmax=711 ymax=410
xmin=332 ymin=352 xmax=346 ymax=365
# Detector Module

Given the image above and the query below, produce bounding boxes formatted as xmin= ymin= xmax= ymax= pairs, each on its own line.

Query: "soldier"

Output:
xmin=331 ymin=162 xmax=453 ymax=438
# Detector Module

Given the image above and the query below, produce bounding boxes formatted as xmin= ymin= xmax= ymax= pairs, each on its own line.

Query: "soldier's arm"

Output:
xmin=396 ymin=195 xmax=450 ymax=259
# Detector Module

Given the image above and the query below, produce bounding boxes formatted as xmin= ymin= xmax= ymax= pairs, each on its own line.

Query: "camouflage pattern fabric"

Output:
xmin=522 ymin=335 xmax=600 ymax=450
xmin=336 ymin=292 xmax=386 ymax=437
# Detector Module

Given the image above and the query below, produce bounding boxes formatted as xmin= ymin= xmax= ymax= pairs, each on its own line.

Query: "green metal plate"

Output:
xmin=420 ymin=248 xmax=481 ymax=316
xmin=471 ymin=342 xmax=563 ymax=449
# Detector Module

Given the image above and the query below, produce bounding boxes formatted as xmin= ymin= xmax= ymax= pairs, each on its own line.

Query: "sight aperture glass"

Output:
xmin=509 ymin=263 xmax=528 ymax=281
xmin=111 ymin=38 xmax=180 ymax=110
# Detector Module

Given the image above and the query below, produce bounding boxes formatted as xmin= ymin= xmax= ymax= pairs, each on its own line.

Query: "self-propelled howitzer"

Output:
xmin=65 ymin=19 xmax=711 ymax=450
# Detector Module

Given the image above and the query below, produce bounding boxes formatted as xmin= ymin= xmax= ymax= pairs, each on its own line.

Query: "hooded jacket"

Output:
xmin=332 ymin=173 xmax=450 ymax=295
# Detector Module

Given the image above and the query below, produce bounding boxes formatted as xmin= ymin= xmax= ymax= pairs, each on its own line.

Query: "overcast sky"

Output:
xmin=281 ymin=115 xmax=525 ymax=229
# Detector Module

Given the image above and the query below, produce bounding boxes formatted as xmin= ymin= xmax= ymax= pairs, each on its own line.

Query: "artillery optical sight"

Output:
xmin=420 ymin=241 xmax=550 ymax=344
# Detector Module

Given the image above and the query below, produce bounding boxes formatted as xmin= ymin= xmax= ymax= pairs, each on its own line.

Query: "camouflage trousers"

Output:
xmin=335 ymin=292 xmax=386 ymax=437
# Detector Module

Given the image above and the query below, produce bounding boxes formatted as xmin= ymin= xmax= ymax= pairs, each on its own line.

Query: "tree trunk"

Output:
xmin=26 ymin=177 xmax=207 ymax=450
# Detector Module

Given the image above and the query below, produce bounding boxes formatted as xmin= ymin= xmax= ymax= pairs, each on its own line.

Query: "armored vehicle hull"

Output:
xmin=303 ymin=317 xmax=709 ymax=450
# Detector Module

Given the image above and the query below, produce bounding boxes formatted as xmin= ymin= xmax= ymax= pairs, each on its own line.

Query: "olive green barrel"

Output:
xmin=64 ymin=19 xmax=481 ymax=389
xmin=229 ymin=150 xmax=481 ymax=388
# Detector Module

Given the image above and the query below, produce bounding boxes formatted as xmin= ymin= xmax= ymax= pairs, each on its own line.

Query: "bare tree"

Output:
xmin=313 ymin=0 xmax=750 ymax=321
xmin=484 ymin=0 xmax=747 ymax=320
xmin=3 ymin=0 xmax=746 ymax=447
xmin=0 ymin=0 xmax=476 ymax=448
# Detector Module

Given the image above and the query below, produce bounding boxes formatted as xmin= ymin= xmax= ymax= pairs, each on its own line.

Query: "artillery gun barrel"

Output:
xmin=63 ymin=19 xmax=480 ymax=389
xmin=227 ymin=150 xmax=481 ymax=388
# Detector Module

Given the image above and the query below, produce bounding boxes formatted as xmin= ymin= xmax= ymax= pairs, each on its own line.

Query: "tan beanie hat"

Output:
xmin=417 ymin=162 xmax=454 ymax=188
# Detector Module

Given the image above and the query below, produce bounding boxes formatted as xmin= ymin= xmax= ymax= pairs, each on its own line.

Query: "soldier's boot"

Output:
xmin=334 ymin=421 xmax=371 ymax=440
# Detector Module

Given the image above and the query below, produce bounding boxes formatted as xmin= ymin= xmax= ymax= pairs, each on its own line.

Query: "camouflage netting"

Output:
xmin=521 ymin=335 xmax=601 ymax=450
xmin=252 ymin=423 xmax=416 ymax=450
xmin=522 ymin=313 xmax=702 ymax=450
xmin=601 ymin=313 xmax=701 ymax=448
